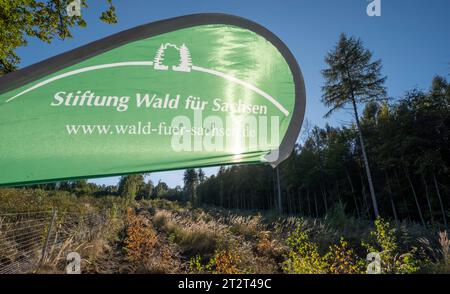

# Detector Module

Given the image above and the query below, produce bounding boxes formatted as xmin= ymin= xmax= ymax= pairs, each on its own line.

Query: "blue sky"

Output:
xmin=16 ymin=0 xmax=450 ymax=187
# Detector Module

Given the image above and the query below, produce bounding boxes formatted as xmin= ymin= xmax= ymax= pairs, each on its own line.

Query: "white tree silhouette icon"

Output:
xmin=153 ymin=44 xmax=169 ymax=70
xmin=153 ymin=43 xmax=192 ymax=72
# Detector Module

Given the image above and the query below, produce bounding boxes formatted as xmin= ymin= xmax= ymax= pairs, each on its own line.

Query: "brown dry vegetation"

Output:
xmin=1 ymin=189 xmax=449 ymax=274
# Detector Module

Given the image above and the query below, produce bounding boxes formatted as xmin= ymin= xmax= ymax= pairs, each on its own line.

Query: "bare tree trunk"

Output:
xmin=313 ymin=134 xmax=328 ymax=215
xmin=422 ymin=173 xmax=434 ymax=224
xmin=314 ymin=192 xmax=319 ymax=218
xmin=289 ymin=188 xmax=294 ymax=214
xmin=272 ymin=174 xmax=277 ymax=210
xmin=346 ymin=168 xmax=360 ymax=218
xmin=219 ymin=179 xmax=224 ymax=207
xmin=297 ymin=188 xmax=303 ymax=215
xmin=360 ymin=172 xmax=371 ymax=218
xmin=268 ymin=192 xmax=272 ymax=210
xmin=286 ymin=187 xmax=291 ymax=215
xmin=394 ymin=169 xmax=411 ymax=220
xmin=289 ymin=187 xmax=295 ymax=214
xmin=335 ymin=181 xmax=342 ymax=205
xmin=320 ymin=184 xmax=328 ymax=215
xmin=385 ymin=171 xmax=398 ymax=225
xmin=405 ymin=168 xmax=426 ymax=227
xmin=433 ymin=174 xmax=448 ymax=229
xmin=306 ymin=188 xmax=311 ymax=217
xmin=276 ymin=167 xmax=283 ymax=215
xmin=351 ymin=98 xmax=379 ymax=218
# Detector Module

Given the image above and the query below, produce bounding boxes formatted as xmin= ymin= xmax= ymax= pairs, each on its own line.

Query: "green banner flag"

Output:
xmin=0 ymin=14 xmax=306 ymax=186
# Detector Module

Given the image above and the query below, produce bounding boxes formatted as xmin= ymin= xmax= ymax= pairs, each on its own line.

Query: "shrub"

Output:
xmin=189 ymin=250 xmax=241 ymax=274
xmin=362 ymin=218 xmax=421 ymax=273
xmin=124 ymin=209 xmax=157 ymax=261
xmin=283 ymin=226 xmax=368 ymax=274
xmin=206 ymin=250 xmax=241 ymax=274
xmin=326 ymin=201 xmax=355 ymax=230
xmin=256 ymin=231 xmax=272 ymax=254
xmin=188 ymin=255 xmax=205 ymax=273
xmin=150 ymin=199 xmax=183 ymax=212
xmin=282 ymin=226 xmax=327 ymax=274
xmin=324 ymin=238 xmax=365 ymax=274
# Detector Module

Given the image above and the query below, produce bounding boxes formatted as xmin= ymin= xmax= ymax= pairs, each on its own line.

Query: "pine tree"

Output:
xmin=198 ymin=168 xmax=205 ymax=184
xmin=154 ymin=44 xmax=168 ymax=70
xmin=321 ymin=33 xmax=387 ymax=218
xmin=173 ymin=43 xmax=192 ymax=72
xmin=183 ymin=168 xmax=199 ymax=204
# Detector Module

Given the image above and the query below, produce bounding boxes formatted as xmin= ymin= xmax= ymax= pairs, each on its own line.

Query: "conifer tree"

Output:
xmin=321 ymin=33 xmax=387 ymax=218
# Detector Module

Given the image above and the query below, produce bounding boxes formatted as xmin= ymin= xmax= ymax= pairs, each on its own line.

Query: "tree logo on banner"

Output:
xmin=153 ymin=43 xmax=192 ymax=72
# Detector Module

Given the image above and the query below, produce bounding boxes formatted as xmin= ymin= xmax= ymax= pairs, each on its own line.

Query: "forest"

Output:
xmin=197 ymin=77 xmax=450 ymax=225
xmin=0 ymin=2 xmax=449 ymax=273
xmin=197 ymin=34 xmax=450 ymax=229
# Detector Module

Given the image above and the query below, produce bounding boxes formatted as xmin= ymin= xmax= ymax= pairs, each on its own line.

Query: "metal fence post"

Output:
xmin=39 ymin=209 xmax=57 ymax=266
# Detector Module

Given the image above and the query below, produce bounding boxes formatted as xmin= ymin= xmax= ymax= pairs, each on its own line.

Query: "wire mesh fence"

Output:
xmin=0 ymin=209 xmax=108 ymax=274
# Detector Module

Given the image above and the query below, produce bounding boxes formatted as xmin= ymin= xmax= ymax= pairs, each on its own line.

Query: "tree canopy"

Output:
xmin=0 ymin=0 xmax=117 ymax=75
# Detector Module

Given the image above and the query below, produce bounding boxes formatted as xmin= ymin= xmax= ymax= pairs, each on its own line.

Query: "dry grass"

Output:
xmin=152 ymin=207 xmax=286 ymax=273
xmin=153 ymin=209 xmax=229 ymax=256
xmin=229 ymin=215 xmax=263 ymax=240
xmin=439 ymin=231 xmax=450 ymax=263
xmin=122 ymin=209 xmax=181 ymax=273
xmin=2 ymin=188 xmax=449 ymax=274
